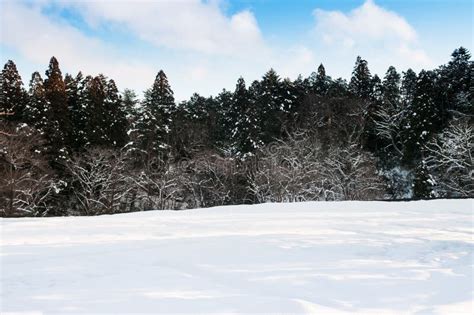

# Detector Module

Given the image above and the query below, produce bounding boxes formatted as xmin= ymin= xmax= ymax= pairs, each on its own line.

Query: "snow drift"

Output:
xmin=1 ymin=199 xmax=473 ymax=314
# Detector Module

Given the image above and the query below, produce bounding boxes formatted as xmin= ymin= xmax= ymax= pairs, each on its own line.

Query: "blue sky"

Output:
xmin=1 ymin=0 xmax=472 ymax=101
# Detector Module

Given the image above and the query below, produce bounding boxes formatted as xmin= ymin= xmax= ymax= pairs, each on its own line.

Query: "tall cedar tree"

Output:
xmin=43 ymin=57 xmax=71 ymax=164
xmin=403 ymin=70 xmax=440 ymax=163
xmin=440 ymin=47 xmax=473 ymax=117
xmin=134 ymin=70 xmax=175 ymax=162
xmin=27 ymin=72 xmax=50 ymax=133
xmin=349 ymin=56 xmax=372 ymax=99
xmin=256 ymin=69 xmax=283 ymax=144
xmin=230 ymin=77 xmax=257 ymax=154
xmin=1 ymin=60 xmax=27 ymax=121
xmin=104 ymin=79 xmax=128 ymax=148
xmin=66 ymin=72 xmax=86 ymax=150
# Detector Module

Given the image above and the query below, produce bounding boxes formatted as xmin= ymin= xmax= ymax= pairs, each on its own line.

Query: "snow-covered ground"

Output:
xmin=1 ymin=200 xmax=473 ymax=314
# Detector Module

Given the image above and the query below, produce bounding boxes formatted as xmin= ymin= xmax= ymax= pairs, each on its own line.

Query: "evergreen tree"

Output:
xmin=122 ymin=89 xmax=139 ymax=120
xmin=382 ymin=66 xmax=401 ymax=109
xmin=27 ymin=71 xmax=49 ymax=133
xmin=133 ymin=70 xmax=175 ymax=162
xmin=43 ymin=56 xmax=71 ymax=164
xmin=83 ymin=75 xmax=108 ymax=146
xmin=349 ymin=56 xmax=372 ymax=99
xmin=363 ymin=74 xmax=383 ymax=152
xmin=255 ymin=69 xmax=283 ymax=144
xmin=401 ymin=69 xmax=417 ymax=105
xmin=104 ymin=78 xmax=128 ymax=147
xmin=413 ymin=160 xmax=435 ymax=199
xmin=439 ymin=47 xmax=473 ymax=116
xmin=403 ymin=70 xmax=440 ymax=162
xmin=65 ymin=72 xmax=84 ymax=150
xmin=314 ymin=64 xmax=330 ymax=96
xmin=1 ymin=60 xmax=27 ymax=121
xmin=229 ymin=77 xmax=260 ymax=154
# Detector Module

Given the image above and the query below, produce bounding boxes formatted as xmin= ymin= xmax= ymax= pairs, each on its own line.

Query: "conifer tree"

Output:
xmin=43 ymin=57 xmax=71 ymax=163
xmin=401 ymin=69 xmax=417 ymax=105
xmin=349 ymin=56 xmax=372 ymax=99
xmin=256 ymin=69 xmax=283 ymax=144
xmin=314 ymin=64 xmax=330 ymax=96
xmin=1 ymin=60 xmax=27 ymax=121
xmin=122 ymin=89 xmax=139 ymax=120
xmin=382 ymin=66 xmax=401 ymax=108
xmin=27 ymin=72 xmax=49 ymax=133
xmin=66 ymin=72 xmax=86 ymax=150
xmin=229 ymin=77 xmax=259 ymax=154
xmin=403 ymin=70 xmax=440 ymax=162
xmin=104 ymin=79 xmax=128 ymax=147
xmin=133 ymin=70 xmax=175 ymax=162
xmin=439 ymin=47 xmax=472 ymax=116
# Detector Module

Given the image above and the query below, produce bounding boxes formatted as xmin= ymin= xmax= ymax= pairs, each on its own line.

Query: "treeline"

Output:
xmin=0 ymin=47 xmax=472 ymax=216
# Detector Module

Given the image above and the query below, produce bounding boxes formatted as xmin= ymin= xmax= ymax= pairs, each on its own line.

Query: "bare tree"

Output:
xmin=131 ymin=158 xmax=182 ymax=210
xmin=374 ymin=105 xmax=405 ymax=157
xmin=425 ymin=119 xmax=473 ymax=197
xmin=0 ymin=122 xmax=58 ymax=217
xmin=66 ymin=148 xmax=133 ymax=215
xmin=179 ymin=152 xmax=237 ymax=208
xmin=249 ymin=131 xmax=383 ymax=202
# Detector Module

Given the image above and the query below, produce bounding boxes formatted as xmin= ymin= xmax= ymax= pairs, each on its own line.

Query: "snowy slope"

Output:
xmin=1 ymin=199 xmax=473 ymax=314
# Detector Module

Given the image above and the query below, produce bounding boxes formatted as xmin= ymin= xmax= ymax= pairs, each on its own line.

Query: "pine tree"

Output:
xmin=364 ymin=74 xmax=383 ymax=152
xmin=439 ymin=47 xmax=473 ymax=116
xmin=133 ymin=70 xmax=175 ymax=162
xmin=314 ymin=64 xmax=330 ymax=96
xmin=256 ymin=69 xmax=283 ymax=144
xmin=1 ymin=60 xmax=27 ymax=121
xmin=43 ymin=57 xmax=71 ymax=164
xmin=349 ymin=56 xmax=372 ymax=99
xmin=413 ymin=160 xmax=435 ymax=199
xmin=382 ymin=66 xmax=401 ymax=109
xmin=229 ymin=77 xmax=259 ymax=154
xmin=27 ymin=71 xmax=49 ymax=133
xmin=104 ymin=79 xmax=128 ymax=148
xmin=401 ymin=69 xmax=417 ymax=105
xmin=83 ymin=75 xmax=108 ymax=146
xmin=403 ymin=70 xmax=440 ymax=162
xmin=66 ymin=72 xmax=86 ymax=150
xmin=122 ymin=89 xmax=139 ymax=120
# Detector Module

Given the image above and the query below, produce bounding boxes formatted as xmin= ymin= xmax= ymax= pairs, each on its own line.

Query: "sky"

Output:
xmin=1 ymin=0 xmax=472 ymax=101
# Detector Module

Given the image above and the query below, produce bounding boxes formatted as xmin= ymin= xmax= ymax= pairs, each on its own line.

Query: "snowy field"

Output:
xmin=1 ymin=200 xmax=473 ymax=314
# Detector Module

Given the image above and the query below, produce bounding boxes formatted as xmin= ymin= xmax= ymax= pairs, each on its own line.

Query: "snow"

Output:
xmin=1 ymin=199 xmax=473 ymax=314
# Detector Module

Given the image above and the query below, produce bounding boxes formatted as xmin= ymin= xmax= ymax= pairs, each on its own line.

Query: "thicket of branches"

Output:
xmin=1 ymin=47 xmax=472 ymax=216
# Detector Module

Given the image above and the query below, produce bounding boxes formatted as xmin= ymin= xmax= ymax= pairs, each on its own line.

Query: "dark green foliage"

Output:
xmin=403 ymin=70 xmax=441 ymax=162
xmin=27 ymin=72 xmax=49 ymax=133
xmin=1 ymin=60 xmax=27 ymax=121
xmin=132 ymin=70 xmax=175 ymax=162
xmin=43 ymin=57 xmax=71 ymax=165
xmin=349 ymin=56 xmax=372 ymax=99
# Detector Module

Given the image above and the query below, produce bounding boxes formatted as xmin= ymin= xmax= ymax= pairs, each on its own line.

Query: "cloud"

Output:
xmin=55 ymin=0 xmax=268 ymax=57
xmin=313 ymin=0 xmax=432 ymax=69
xmin=0 ymin=1 xmax=155 ymax=94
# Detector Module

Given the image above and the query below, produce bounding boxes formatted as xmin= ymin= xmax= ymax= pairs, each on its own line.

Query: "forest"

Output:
xmin=0 ymin=47 xmax=472 ymax=217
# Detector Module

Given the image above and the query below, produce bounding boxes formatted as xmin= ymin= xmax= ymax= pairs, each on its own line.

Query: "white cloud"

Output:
xmin=313 ymin=0 xmax=432 ymax=69
xmin=56 ymin=0 xmax=268 ymax=57
xmin=0 ymin=1 xmax=155 ymax=94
